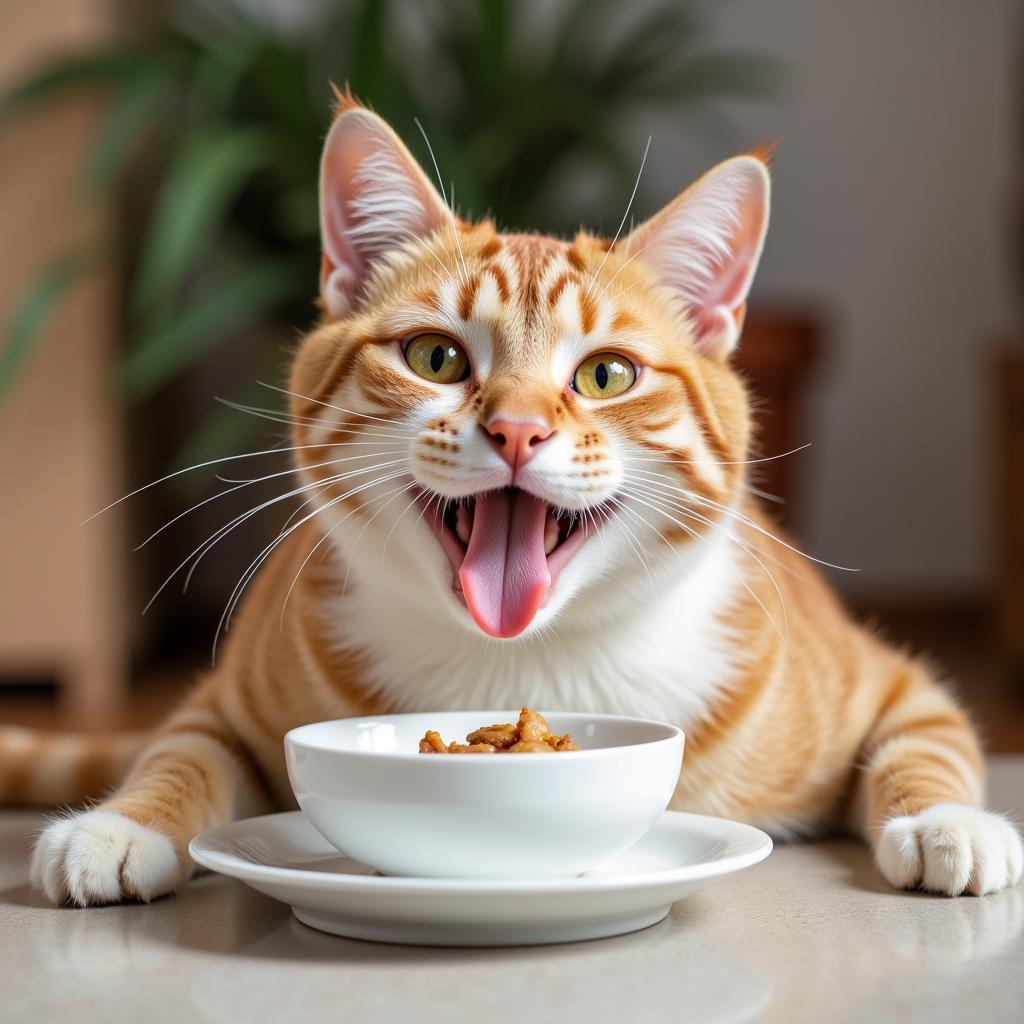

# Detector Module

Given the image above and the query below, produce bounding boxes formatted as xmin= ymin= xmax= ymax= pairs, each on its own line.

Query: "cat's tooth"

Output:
xmin=544 ymin=511 xmax=559 ymax=555
xmin=455 ymin=505 xmax=473 ymax=546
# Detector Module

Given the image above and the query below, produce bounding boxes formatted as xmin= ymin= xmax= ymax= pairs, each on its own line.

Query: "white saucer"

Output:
xmin=189 ymin=811 xmax=772 ymax=947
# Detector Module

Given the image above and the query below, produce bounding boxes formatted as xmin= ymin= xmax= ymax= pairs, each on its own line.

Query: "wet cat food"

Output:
xmin=418 ymin=707 xmax=580 ymax=754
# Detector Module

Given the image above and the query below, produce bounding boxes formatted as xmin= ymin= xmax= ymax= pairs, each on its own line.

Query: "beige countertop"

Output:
xmin=3 ymin=757 xmax=1023 ymax=1023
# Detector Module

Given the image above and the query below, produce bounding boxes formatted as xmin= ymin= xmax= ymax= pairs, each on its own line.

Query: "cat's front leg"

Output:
xmin=31 ymin=684 xmax=272 ymax=906
xmin=854 ymin=664 xmax=1023 ymax=896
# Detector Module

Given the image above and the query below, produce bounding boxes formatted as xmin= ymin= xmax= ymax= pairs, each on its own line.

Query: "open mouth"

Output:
xmin=417 ymin=487 xmax=600 ymax=639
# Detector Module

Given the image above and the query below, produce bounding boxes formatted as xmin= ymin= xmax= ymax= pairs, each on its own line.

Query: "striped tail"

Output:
xmin=0 ymin=726 xmax=147 ymax=807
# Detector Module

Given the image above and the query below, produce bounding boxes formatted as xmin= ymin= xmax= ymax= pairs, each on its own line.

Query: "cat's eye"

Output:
xmin=404 ymin=333 xmax=470 ymax=384
xmin=572 ymin=352 xmax=636 ymax=399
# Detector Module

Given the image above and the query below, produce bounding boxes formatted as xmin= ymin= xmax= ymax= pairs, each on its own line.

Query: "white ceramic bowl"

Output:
xmin=285 ymin=711 xmax=685 ymax=879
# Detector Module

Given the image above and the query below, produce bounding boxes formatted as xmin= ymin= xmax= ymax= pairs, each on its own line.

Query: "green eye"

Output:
xmin=405 ymin=333 xmax=470 ymax=384
xmin=572 ymin=352 xmax=636 ymax=399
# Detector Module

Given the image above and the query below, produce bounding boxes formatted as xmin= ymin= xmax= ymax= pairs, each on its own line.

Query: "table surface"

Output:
xmin=3 ymin=758 xmax=1023 ymax=1024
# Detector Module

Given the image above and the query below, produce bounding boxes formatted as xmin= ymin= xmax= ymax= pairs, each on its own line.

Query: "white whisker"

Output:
xmin=413 ymin=117 xmax=469 ymax=285
xmin=217 ymin=399 xmax=418 ymax=441
xmin=626 ymin=465 xmax=856 ymax=573
xmin=619 ymin=481 xmax=788 ymax=644
xmin=83 ymin=437 xmax=411 ymax=525
xmin=621 ymin=486 xmax=787 ymax=647
xmin=605 ymin=496 xmax=653 ymax=586
xmin=380 ymin=488 xmax=428 ymax=562
xmin=628 ymin=442 xmax=813 ymax=469
xmin=142 ymin=458 xmax=410 ymax=614
xmin=587 ymin=135 xmax=652 ymax=297
xmin=136 ymin=447 xmax=407 ymax=549
xmin=279 ymin=480 xmax=411 ymax=628
xmin=623 ymin=472 xmax=805 ymax=581
xmin=214 ymin=467 xmax=412 ymax=660
xmin=593 ymin=239 xmax=655 ymax=304
xmin=258 ymin=382 xmax=419 ymax=430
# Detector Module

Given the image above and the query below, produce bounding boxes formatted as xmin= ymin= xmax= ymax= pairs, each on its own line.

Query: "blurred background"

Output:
xmin=1 ymin=0 xmax=1022 ymax=751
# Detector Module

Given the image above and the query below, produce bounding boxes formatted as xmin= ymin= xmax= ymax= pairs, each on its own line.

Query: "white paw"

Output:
xmin=877 ymin=803 xmax=1024 ymax=896
xmin=31 ymin=809 xmax=183 ymax=906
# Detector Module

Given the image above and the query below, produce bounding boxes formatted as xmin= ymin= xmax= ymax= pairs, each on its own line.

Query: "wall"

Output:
xmin=648 ymin=0 xmax=1020 ymax=599
xmin=0 ymin=0 xmax=128 ymax=718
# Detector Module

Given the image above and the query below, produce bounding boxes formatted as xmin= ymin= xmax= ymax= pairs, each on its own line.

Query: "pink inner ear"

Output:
xmin=691 ymin=186 xmax=768 ymax=355
xmin=702 ymin=240 xmax=760 ymax=313
xmin=625 ymin=155 xmax=769 ymax=358
xmin=318 ymin=111 xmax=449 ymax=317
xmin=319 ymin=183 xmax=366 ymax=308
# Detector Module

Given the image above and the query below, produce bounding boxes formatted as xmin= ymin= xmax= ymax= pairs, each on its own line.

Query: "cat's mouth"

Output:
xmin=416 ymin=487 xmax=600 ymax=639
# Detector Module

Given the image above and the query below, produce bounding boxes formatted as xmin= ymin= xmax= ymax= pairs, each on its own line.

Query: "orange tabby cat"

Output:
xmin=6 ymin=94 xmax=1021 ymax=904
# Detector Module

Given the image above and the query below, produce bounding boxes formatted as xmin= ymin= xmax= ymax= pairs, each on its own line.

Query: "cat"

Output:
xmin=8 ymin=91 xmax=1021 ymax=905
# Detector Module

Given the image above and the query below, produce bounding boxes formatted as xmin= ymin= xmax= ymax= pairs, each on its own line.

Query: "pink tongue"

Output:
xmin=459 ymin=490 xmax=551 ymax=638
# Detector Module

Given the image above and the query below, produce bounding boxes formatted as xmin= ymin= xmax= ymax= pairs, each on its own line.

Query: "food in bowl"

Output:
xmin=285 ymin=711 xmax=685 ymax=878
xmin=418 ymin=707 xmax=580 ymax=753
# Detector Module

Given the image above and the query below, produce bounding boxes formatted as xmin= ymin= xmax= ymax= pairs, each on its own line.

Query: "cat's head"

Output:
xmin=290 ymin=95 xmax=769 ymax=639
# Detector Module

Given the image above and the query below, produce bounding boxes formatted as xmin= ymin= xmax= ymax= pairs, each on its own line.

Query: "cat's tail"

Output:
xmin=0 ymin=726 xmax=147 ymax=807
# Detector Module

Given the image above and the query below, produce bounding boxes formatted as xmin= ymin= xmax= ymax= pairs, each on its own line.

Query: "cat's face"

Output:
xmin=289 ymin=97 xmax=769 ymax=639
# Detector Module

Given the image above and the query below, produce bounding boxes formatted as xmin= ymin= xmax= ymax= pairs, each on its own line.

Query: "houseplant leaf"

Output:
xmin=0 ymin=248 xmax=93 ymax=405
xmin=132 ymin=128 xmax=274 ymax=314
xmin=120 ymin=259 xmax=304 ymax=400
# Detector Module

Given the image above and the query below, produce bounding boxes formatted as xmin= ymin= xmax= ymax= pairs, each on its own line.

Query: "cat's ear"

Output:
xmin=624 ymin=154 xmax=770 ymax=359
xmin=319 ymin=93 xmax=450 ymax=317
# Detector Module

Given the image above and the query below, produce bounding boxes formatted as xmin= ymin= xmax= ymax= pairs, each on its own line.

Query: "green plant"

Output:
xmin=0 ymin=0 xmax=780 ymax=462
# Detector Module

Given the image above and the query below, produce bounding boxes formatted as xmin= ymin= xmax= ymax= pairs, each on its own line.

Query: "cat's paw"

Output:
xmin=31 ymin=809 xmax=184 ymax=906
xmin=876 ymin=803 xmax=1023 ymax=896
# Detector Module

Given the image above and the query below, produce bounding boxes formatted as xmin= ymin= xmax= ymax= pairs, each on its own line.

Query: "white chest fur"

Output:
xmin=328 ymin=533 xmax=743 ymax=733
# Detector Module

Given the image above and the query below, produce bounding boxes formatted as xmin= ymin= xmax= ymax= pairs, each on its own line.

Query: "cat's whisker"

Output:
xmin=627 ymin=442 xmax=813 ymax=469
xmin=619 ymin=480 xmax=789 ymax=644
xmin=748 ymin=485 xmax=786 ymax=505
xmin=624 ymin=490 xmax=789 ymax=649
xmin=586 ymin=135 xmax=652 ymax=297
xmin=332 ymin=481 xmax=416 ymax=603
xmin=136 ymin=447 xmax=407 ymax=550
xmin=448 ymin=182 xmax=471 ymax=285
xmin=341 ymin=479 xmax=440 ymax=604
xmin=214 ymin=398 xmax=325 ymax=430
xmin=280 ymin=476 xmax=339 ymax=533
xmin=645 ymin=491 xmax=790 ymax=642
xmin=280 ymin=480 xmax=412 ymax=628
xmin=611 ymin=494 xmax=705 ymax=591
xmin=624 ymin=473 xmax=792 ymax=590
xmin=623 ymin=472 xmax=807 ymax=583
xmin=593 ymin=238 xmax=654 ymax=304
xmin=386 ymin=222 xmax=460 ymax=290
xmin=190 ymin=457 xmax=411 ymax=593
xmin=605 ymin=497 xmax=654 ymax=587
xmin=218 ymin=398 xmax=419 ymax=441
xmin=614 ymin=490 xmax=698 ymax=549
xmin=627 ymin=465 xmax=856 ymax=573
xmin=380 ymin=487 xmax=429 ymax=563
xmin=143 ymin=458 xmax=411 ymax=614
xmin=179 ymin=470 xmax=360 ymax=597
xmin=581 ymin=504 xmax=606 ymax=554
xmin=82 ymin=437 xmax=413 ymax=525
xmin=413 ymin=117 xmax=469 ymax=286
xmin=257 ymin=381 xmax=420 ymax=431
xmin=215 ymin=467 xmax=412 ymax=660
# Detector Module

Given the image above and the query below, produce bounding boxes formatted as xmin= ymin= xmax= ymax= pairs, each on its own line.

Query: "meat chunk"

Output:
xmin=418 ymin=708 xmax=579 ymax=754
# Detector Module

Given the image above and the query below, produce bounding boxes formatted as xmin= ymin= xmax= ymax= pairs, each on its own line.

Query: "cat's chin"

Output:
xmin=414 ymin=487 xmax=605 ymax=639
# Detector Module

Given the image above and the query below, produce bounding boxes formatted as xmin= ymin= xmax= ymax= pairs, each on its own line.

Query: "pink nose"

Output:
xmin=483 ymin=418 xmax=554 ymax=472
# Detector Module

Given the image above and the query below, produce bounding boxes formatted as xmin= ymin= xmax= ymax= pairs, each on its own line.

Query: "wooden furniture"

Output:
xmin=735 ymin=307 xmax=821 ymax=527
xmin=0 ymin=3 xmax=128 ymax=724
xmin=996 ymin=348 xmax=1024 ymax=675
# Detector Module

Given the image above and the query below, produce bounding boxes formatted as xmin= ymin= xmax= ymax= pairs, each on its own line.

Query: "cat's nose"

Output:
xmin=482 ymin=418 xmax=554 ymax=472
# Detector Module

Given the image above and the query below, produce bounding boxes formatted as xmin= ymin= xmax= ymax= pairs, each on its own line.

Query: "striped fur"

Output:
xmin=13 ymin=99 xmax=1020 ymax=904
